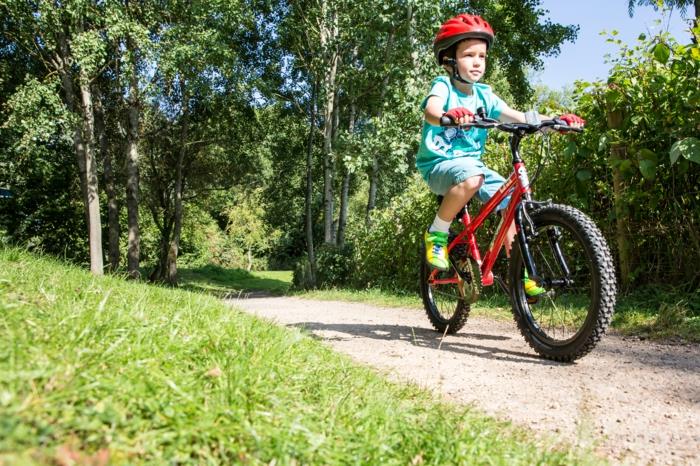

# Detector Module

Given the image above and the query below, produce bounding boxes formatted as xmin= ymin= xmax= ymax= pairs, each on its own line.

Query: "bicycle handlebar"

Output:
xmin=439 ymin=115 xmax=583 ymax=134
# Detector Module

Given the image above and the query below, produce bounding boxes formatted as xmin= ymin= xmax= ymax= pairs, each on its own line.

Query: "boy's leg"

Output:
xmin=478 ymin=167 xmax=545 ymax=299
xmin=425 ymin=164 xmax=484 ymax=270
xmin=477 ymin=166 xmax=516 ymax=254
xmin=425 ymin=177 xmax=482 ymax=270
xmin=436 ymin=175 xmax=483 ymax=224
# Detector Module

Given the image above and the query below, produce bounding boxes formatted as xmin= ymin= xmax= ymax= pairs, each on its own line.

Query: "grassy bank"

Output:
xmin=179 ymin=264 xmax=700 ymax=342
xmin=0 ymin=248 xmax=591 ymax=464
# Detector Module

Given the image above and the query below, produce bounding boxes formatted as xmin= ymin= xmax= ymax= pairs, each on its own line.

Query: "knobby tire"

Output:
xmin=509 ymin=204 xmax=616 ymax=362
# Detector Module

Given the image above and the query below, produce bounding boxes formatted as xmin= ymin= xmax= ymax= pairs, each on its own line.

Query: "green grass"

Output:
xmin=178 ymin=264 xmax=292 ymax=296
xmin=610 ymin=287 xmax=700 ymax=342
xmin=0 ymin=248 xmax=596 ymax=464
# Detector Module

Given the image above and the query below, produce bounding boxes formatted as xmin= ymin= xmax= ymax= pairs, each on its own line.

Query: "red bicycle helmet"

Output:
xmin=433 ymin=14 xmax=495 ymax=65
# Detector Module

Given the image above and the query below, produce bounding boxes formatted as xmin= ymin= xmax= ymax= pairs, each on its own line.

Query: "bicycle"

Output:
xmin=419 ymin=111 xmax=617 ymax=362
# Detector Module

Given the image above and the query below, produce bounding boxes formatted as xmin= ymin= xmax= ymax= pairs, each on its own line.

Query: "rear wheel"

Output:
xmin=419 ymin=237 xmax=470 ymax=334
xmin=509 ymin=204 xmax=616 ymax=361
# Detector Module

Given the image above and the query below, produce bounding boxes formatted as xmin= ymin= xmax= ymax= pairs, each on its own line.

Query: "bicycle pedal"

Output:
xmin=526 ymin=289 xmax=554 ymax=305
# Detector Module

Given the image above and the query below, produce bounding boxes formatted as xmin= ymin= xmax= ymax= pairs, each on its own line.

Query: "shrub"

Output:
xmin=292 ymin=243 xmax=354 ymax=290
xmin=346 ymin=175 xmax=435 ymax=292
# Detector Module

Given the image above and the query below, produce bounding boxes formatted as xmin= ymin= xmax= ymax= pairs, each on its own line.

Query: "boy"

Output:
xmin=417 ymin=14 xmax=584 ymax=297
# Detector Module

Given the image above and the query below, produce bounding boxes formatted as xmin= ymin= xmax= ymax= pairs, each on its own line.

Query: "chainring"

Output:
xmin=448 ymin=237 xmax=482 ymax=304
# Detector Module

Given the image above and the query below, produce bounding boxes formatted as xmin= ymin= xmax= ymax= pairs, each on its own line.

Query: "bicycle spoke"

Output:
xmin=520 ymin=215 xmax=597 ymax=343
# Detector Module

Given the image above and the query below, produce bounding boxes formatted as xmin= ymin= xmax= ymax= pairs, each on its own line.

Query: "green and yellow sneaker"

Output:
xmin=523 ymin=270 xmax=546 ymax=303
xmin=424 ymin=231 xmax=450 ymax=271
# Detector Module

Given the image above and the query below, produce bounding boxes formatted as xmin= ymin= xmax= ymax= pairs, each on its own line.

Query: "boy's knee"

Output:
xmin=456 ymin=175 xmax=484 ymax=192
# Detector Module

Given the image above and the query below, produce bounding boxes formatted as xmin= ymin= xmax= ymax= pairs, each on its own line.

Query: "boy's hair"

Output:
xmin=433 ymin=14 xmax=494 ymax=66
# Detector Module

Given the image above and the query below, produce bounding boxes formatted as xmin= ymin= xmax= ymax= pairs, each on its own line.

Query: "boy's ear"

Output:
xmin=441 ymin=58 xmax=456 ymax=73
xmin=443 ymin=57 xmax=457 ymax=66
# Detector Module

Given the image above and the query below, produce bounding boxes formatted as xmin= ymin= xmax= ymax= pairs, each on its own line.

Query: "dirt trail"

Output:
xmin=229 ymin=296 xmax=699 ymax=465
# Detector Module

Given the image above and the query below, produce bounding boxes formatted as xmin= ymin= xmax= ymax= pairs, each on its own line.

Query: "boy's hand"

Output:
xmin=443 ymin=107 xmax=474 ymax=125
xmin=558 ymin=113 xmax=585 ymax=127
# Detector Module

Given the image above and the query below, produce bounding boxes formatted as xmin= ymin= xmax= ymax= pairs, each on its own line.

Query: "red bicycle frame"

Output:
xmin=429 ymin=161 xmax=531 ymax=288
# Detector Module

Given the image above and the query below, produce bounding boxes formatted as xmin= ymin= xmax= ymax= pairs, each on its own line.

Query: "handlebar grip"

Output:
xmin=552 ymin=124 xmax=584 ymax=133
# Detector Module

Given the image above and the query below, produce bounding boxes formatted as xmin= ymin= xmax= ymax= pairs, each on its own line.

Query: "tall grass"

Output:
xmin=0 ymin=248 xmax=593 ymax=464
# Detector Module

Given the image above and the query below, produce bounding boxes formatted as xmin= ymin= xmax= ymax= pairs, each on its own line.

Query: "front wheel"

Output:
xmin=509 ymin=204 xmax=616 ymax=362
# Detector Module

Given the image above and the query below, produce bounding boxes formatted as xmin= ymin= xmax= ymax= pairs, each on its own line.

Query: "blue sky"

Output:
xmin=533 ymin=1 xmax=694 ymax=89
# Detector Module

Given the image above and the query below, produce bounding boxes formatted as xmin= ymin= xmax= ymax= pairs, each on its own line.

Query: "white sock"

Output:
xmin=428 ymin=214 xmax=451 ymax=233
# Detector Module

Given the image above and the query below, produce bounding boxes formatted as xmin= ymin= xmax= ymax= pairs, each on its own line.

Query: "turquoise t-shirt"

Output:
xmin=415 ymin=76 xmax=505 ymax=180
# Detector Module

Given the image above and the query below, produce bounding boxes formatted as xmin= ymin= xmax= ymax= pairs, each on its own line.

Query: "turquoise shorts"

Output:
xmin=426 ymin=157 xmax=510 ymax=210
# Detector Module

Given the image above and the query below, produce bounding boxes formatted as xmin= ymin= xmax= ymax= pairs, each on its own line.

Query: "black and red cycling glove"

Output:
xmin=443 ymin=107 xmax=474 ymax=124
xmin=558 ymin=113 xmax=585 ymax=126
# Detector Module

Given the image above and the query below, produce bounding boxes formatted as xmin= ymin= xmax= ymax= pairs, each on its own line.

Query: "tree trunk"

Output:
xmin=56 ymin=33 xmax=94 ymax=261
xmin=93 ymin=86 xmax=120 ymax=271
xmin=321 ymin=0 xmax=339 ymax=244
xmin=148 ymin=192 xmax=173 ymax=283
xmin=79 ymin=74 xmax=104 ymax=275
xmin=125 ymin=49 xmax=141 ymax=279
xmin=366 ymin=31 xmax=394 ymax=225
xmin=694 ymin=0 xmax=700 ymax=43
xmin=407 ymin=1 xmax=419 ymax=68
xmin=59 ymin=68 xmax=89 ymax=226
xmin=305 ymin=80 xmax=319 ymax=288
xmin=366 ymin=157 xmax=379 ymax=225
xmin=337 ymin=102 xmax=355 ymax=248
xmin=607 ymin=106 xmax=632 ymax=289
xmin=330 ymin=88 xmax=341 ymax=243
xmin=610 ymin=144 xmax=632 ymax=290
xmin=165 ymin=94 xmax=189 ymax=285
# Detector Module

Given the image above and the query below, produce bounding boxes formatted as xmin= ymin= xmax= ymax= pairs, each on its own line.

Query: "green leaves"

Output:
xmin=637 ymin=148 xmax=657 ymax=180
xmin=604 ymin=86 xmax=624 ymax=109
xmin=670 ymin=137 xmax=700 ymax=165
xmin=72 ymin=30 xmax=108 ymax=78
xmin=638 ymin=159 xmax=657 ymax=179
xmin=563 ymin=140 xmax=578 ymax=158
xmin=2 ymin=78 xmax=74 ymax=157
xmin=575 ymin=169 xmax=592 ymax=182
xmin=652 ymin=42 xmax=671 ymax=64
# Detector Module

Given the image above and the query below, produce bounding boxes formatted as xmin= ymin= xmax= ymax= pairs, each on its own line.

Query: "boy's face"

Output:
xmin=452 ymin=39 xmax=487 ymax=83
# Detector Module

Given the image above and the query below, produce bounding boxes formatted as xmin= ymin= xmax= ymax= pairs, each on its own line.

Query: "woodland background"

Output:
xmin=1 ymin=0 xmax=699 ymax=299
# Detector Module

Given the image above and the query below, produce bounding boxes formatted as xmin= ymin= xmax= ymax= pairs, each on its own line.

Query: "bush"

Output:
xmin=316 ymin=243 xmax=354 ymax=287
xmin=346 ymin=175 xmax=435 ymax=292
xmin=292 ymin=243 xmax=354 ymax=290
xmin=568 ymin=31 xmax=700 ymax=288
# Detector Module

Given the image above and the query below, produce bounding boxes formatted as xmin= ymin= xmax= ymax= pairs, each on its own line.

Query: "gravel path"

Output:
xmin=229 ymin=296 xmax=700 ymax=465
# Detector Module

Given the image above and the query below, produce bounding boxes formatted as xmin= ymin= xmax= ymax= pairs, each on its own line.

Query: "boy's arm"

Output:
xmin=496 ymin=104 xmax=548 ymax=123
xmin=497 ymin=104 xmax=585 ymax=129
xmin=424 ymin=96 xmax=475 ymax=126
xmin=424 ymin=96 xmax=448 ymax=126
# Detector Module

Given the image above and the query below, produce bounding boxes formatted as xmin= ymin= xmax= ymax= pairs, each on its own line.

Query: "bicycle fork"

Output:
xmin=515 ymin=204 xmax=540 ymax=282
xmin=515 ymin=203 xmax=573 ymax=289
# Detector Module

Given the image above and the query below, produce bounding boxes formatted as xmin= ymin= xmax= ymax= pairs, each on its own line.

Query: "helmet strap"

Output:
xmin=444 ymin=57 xmax=475 ymax=86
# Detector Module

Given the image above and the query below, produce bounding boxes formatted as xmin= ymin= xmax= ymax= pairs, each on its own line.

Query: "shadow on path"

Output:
xmin=289 ymin=321 xmax=562 ymax=366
